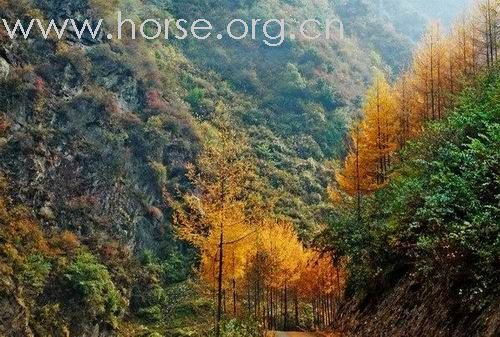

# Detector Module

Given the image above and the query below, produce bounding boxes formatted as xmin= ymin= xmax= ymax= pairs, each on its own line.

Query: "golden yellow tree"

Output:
xmin=412 ymin=23 xmax=449 ymax=121
xmin=175 ymin=103 xmax=256 ymax=337
xmin=473 ymin=0 xmax=499 ymax=67
xmin=336 ymin=121 xmax=371 ymax=220
xmin=453 ymin=13 xmax=476 ymax=77
xmin=261 ymin=220 xmax=305 ymax=329
xmin=394 ymin=72 xmax=420 ymax=148
xmin=295 ymin=251 xmax=344 ymax=330
xmin=360 ymin=69 xmax=398 ymax=186
xmin=336 ymin=70 xmax=397 ymax=218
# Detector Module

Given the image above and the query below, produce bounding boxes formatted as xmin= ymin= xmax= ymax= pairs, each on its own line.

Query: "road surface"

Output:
xmin=272 ymin=332 xmax=323 ymax=337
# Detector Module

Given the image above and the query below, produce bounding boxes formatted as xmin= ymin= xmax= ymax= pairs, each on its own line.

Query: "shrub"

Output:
xmin=131 ymin=251 xmax=168 ymax=322
xmin=149 ymin=161 xmax=168 ymax=186
xmin=88 ymin=0 xmax=121 ymax=18
xmin=20 ymin=254 xmax=51 ymax=297
xmin=64 ymin=251 xmax=123 ymax=324
xmin=216 ymin=318 xmax=263 ymax=337
xmin=137 ymin=305 xmax=163 ymax=323
xmin=186 ymin=87 xmax=204 ymax=110
xmin=146 ymin=90 xmax=166 ymax=110
xmin=329 ymin=68 xmax=500 ymax=305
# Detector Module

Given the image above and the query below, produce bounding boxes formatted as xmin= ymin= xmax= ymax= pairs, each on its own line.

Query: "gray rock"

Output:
xmin=0 ymin=57 xmax=9 ymax=80
xmin=39 ymin=206 xmax=56 ymax=220
xmin=0 ymin=137 xmax=8 ymax=149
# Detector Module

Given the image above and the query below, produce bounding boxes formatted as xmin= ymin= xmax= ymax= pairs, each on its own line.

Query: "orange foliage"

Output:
xmin=0 ymin=177 xmax=81 ymax=264
xmin=56 ymin=231 xmax=81 ymax=253
xmin=296 ymin=252 xmax=345 ymax=299
xmin=146 ymin=89 xmax=166 ymax=110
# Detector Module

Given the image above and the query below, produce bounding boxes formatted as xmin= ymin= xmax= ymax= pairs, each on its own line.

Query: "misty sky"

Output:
xmin=401 ymin=0 xmax=474 ymax=24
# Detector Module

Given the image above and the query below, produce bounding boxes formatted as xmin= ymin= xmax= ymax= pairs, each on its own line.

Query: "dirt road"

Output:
xmin=272 ymin=332 xmax=323 ymax=337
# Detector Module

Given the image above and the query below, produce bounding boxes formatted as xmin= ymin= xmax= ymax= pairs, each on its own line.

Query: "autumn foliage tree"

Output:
xmin=174 ymin=103 xmax=257 ymax=336
xmin=176 ymin=105 xmax=345 ymax=332
xmin=336 ymin=70 xmax=397 ymax=218
xmin=240 ymin=220 xmax=343 ymax=331
xmin=337 ymin=0 xmax=499 ymax=205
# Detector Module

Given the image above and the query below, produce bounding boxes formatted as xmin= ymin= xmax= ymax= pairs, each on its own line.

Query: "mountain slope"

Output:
xmin=0 ymin=0 xmax=459 ymax=335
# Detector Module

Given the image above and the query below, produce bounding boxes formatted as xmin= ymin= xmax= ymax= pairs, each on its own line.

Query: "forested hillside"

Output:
xmin=328 ymin=1 xmax=499 ymax=335
xmin=0 ymin=0 xmax=498 ymax=337
xmin=328 ymin=67 xmax=499 ymax=337
xmin=0 ymin=0 xmax=413 ymax=335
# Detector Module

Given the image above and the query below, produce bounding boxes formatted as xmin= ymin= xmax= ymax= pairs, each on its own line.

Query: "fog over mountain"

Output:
xmin=380 ymin=0 xmax=474 ymax=40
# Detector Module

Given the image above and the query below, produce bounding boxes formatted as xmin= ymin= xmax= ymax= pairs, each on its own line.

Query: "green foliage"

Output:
xmin=327 ymin=68 xmax=500 ymax=307
xmin=209 ymin=318 xmax=263 ymax=337
xmin=186 ymin=87 xmax=205 ymax=110
xmin=149 ymin=161 xmax=168 ymax=186
xmin=137 ymin=305 xmax=163 ymax=323
xmin=131 ymin=250 xmax=179 ymax=323
xmin=20 ymin=254 xmax=51 ymax=296
xmin=64 ymin=251 xmax=123 ymax=324
xmin=1 ymin=0 xmax=481 ymax=335
xmin=386 ymin=70 xmax=500 ymax=305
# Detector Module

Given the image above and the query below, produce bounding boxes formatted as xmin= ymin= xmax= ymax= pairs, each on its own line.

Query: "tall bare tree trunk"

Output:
xmin=232 ymin=278 xmax=236 ymax=315
xmin=284 ymin=283 xmax=288 ymax=330
xmin=355 ymin=125 xmax=362 ymax=222
xmin=216 ymin=231 xmax=224 ymax=337
xmin=294 ymin=289 xmax=299 ymax=328
xmin=270 ymin=288 xmax=274 ymax=330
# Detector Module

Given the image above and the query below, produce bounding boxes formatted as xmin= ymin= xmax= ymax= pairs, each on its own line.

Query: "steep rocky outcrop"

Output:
xmin=0 ymin=290 xmax=34 ymax=337
xmin=0 ymin=56 xmax=9 ymax=80
xmin=0 ymin=3 xmax=198 ymax=256
xmin=336 ymin=278 xmax=500 ymax=337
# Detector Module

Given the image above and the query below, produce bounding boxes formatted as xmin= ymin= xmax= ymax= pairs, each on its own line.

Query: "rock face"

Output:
xmin=335 ymin=278 xmax=500 ymax=337
xmin=0 ymin=291 xmax=34 ymax=337
xmin=0 ymin=22 xmax=196 ymax=256
xmin=0 ymin=2 xmax=199 ymax=335
xmin=0 ymin=57 xmax=9 ymax=80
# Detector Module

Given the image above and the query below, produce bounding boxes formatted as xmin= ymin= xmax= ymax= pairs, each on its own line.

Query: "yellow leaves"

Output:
xmin=257 ymin=220 xmax=306 ymax=288
xmin=411 ymin=23 xmax=450 ymax=121
xmin=402 ymin=0 xmax=499 ymax=129
xmin=1 ymin=242 xmax=21 ymax=266
xmin=338 ymin=0 xmax=499 ymax=202
xmin=393 ymin=73 xmax=422 ymax=146
xmin=336 ymin=0 xmax=498 ymax=230
xmin=55 ymin=231 xmax=81 ymax=254
xmin=199 ymin=216 xmax=255 ymax=288
xmin=327 ymin=183 xmax=343 ymax=204
xmin=0 ymin=186 xmax=68 ymax=286
xmin=193 ymin=189 xmax=256 ymax=288
xmin=0 ymin=178 xmax=79 ymax=262
xmin=175 ymin=105 xmax=346 ymax=315
xmin=174 ymin=104 xmax=261 ymax=294
xmin=336 ymin=70 xmax=398 ymax=197
xmin=195 ymin=215 xmax=345 ymax=300
xmin=11 ymin=219 xmax=57 ymax=257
